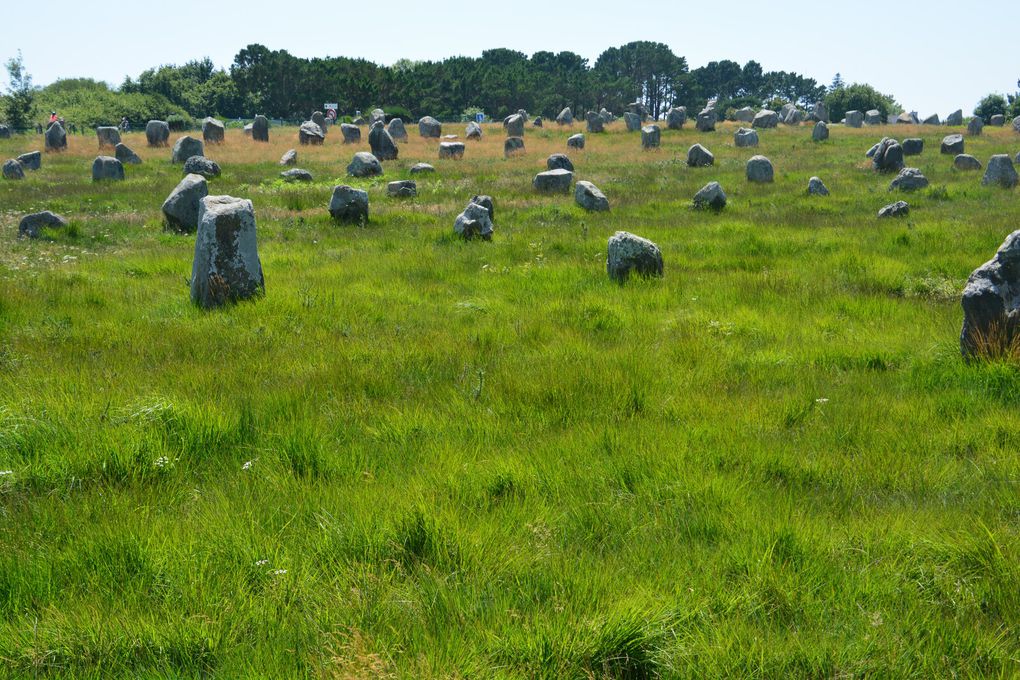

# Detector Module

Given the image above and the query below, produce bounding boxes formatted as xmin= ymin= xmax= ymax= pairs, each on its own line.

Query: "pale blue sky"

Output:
xmin=4 ymin=0 xmax=1017 ymax=117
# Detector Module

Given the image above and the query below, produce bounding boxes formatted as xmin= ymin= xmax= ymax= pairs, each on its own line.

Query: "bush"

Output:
xmin=33 ymin=78 xmax=189 ymax=129
xmin=825 ymin=83 xmax=898 ymax=122
xmin=383 ymin=105 xmax=413 ymax=122
xmin=974 ymin=94 xmax=1008 ymax=123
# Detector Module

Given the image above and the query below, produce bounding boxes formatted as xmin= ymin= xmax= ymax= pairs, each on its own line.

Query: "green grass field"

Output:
xmin=1 ymin=120 xmax=1019 ymax=678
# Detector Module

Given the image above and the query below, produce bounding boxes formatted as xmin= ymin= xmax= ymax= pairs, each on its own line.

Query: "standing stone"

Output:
xmin=693 ymin=181 xmax=726 ymax=210
xmin=667 ymin=106 xmax=687 ymax=129
xmin=466 ymin=121 xmax=483 ymax=139
xmin=733 ymin=107 xmax=755 ymax=123
xmin=922 ymin=113 xmax=941 ymax=125
xmin=895 ymin=111 xmax=917 ymax=124
xmin=45 ymin=122 xmax=67 ymax=152
xmin=945 ymin=109 xmax=964 ymax=126
xmin=114 ymin=142 xmax=141 ymax=164
xmin=190 ymin=196 xmax=264 ymax=308
xmin=162 ymin=173 xmax=208 ymax=233
xmin=982 ymin=155 xmax=1019 ymax=188
xmin=1013 ymin=116 xmax=1020 ymax=133
xmin=532 ymin=116 xmax=543 ymax=128
xmin=547 ymin=153 xmax=574 ymax=171
xmin=369 ymin=109 xmax=386 ymax=127
xmin=586 ymin=111 xmax=604 ymax=133
xmin=243 ymin=123 xmax=253 ymax=136
xmin=574 ymin=181 xmax=609 ymax=211
xmin=533 ymin=168 xmax=573 ymax=193
xmin=961 ymin=230 xmax=1020 ymax=356
xmin=438 ymin=142 xmax=465 ymax=159
xmin=599 ymin=108 xmax=613 ymax=125
xmin=146 ymin=120 xmax=170 ymax=146
xmin=746 ymin=155 xmax=774 ymax=183
xmin=784 ymin=109 xmax=805 ymax=125
xmin=812 ymin=121 xmax=829 ymax=141
xmin=202 ymin=117 xmax=225 ymax=143
xmin=696 ymin=109 xmax=716 ymax=132
xmin=902 ymin=138 xmax=924 ymax=156
xmin=954 ymin=154 xmax=982 ymax=171
xmin=386 ymin=180 xmax=417 ymax=198
xmin=340 ymin=124 xmax=361 ymax=144
xmin=299 ymin=121 xmax=325 ymax=145
xmin=346 ymin=151 xmax=382 ymax=177
xmin=990 ymin=114 xmax=1005 ymax=126
xmin=368 ymin=122 xmax=398 ymax=160
xmin=808 ymin=176 xmax=829 ymax=196
xmin=172 ymin=136 xmax=204 ymax=163
xmin=567 ymin=133 xmax=585 ymax=149
xmin=280 ymin=149 xmax=297 ymax=165
xmin=0 ymin=124 xmax=9 ymax=138
xmin=624 ymin=112 xmax=641 ymax=132
xmin=735 ymin=127 xmax=759 ymax=147
xmin=940 ymin=134 xmax=964 ymax=155
xmin=505 ymin=114 xmax=525 ymax=137
xmin=409 ymin=163 xmax=435 ymax=174
xmin=842 ymin=110 xmax=863 ymax=128
xmin=311 ymin=111 xmax=327 ymax=132
xmin=872 ymin=138 xmax=904 ymax=172
xmin=864 ymin=110 xmax=882 ymax=125
xmin=504 ymin=136 xmax=525 ymax=157
xmin=183 ymin=155 xmax=221 ymax=179
xmin=251 ymin=115 xmax=270 ymax=142
xmin=888 ymin=167 xmax=929 ymax=191
xmin=878 ymin=201 xmax=910 ymax=218
xmin=16 ymin=151 xmax=41 ymax=170
xmin=687 ymin=143 xmax=714 ymax=167
xmin=454 ymin=199 xmax=494 ymax=241
xmin=641 ymin=125 xmax=661 ymax=149
xmin=18 ymin=211 xmax=68 ymax=238
xmin=419 ymin=116 xmax=442 ymax=138
xmin=752 ymin=109 xmax=779 ymax=128
xmin=2 ymin=159 xmax=24 ymax=180
xmin=556 ymin=107 xmax=573 ymax=125
xmin=812 ymin=101 xmax=829 ymax=123
xmin=96 ymin=126 xmax=121 ymax=148
xmin=780 ymin=103 xmax=796 ymax=121
xmin=470 ymin=194 xmax=495 ymax=222
xmin=91 ymin=156 xmax=124 ymax=181
xmin=281 ymin=168 xmax=312 ymax=182
xmin=607 ymin=231 xmax=662 ymax=282
xmin=387 ymin=118 xmax=407 ymax=142
xmin=967 ymin=117 xmax=984 ymax=136
xmin=329 ymin=185 xmax=369 ymax=223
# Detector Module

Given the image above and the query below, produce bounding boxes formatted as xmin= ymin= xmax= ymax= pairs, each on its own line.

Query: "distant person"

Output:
xmin=120 ymin=116 xmax=130 ymax=132
xmin=47 ymin=111 xmax=58 ymax=130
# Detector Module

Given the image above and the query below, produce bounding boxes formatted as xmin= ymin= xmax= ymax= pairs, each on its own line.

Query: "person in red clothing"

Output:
xmin=47 ymin=111 xmax=58 ymax=129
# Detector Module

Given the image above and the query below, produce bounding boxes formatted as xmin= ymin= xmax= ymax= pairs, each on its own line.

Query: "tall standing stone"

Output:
xmin=624 ymin=112 xmax=641 ymax=132
xmin=311 ymin=111 xmax=327 ymax=132
xmin=812 ymin=120 xmax=829 ymax=141
xmin=329 ymin=185 xmax=369 ymax=223
xmin=146 ymin=120 xmax=170 ymax=147
xmin=45 ymin=122 xmax=67 ymax=152
xmin=368 ymin=122 xmax=398 ymax=160
xmin=419 ymin=116 xmax=442 ymax=138
xmin=96 ymin=126 xmax=121 ymax=148
xmin=505 ymin=114 xmax=525 ymax=137
xmin=967 ymin=117 xmax=984 ymax=136
xmin=696 ymin=108 xmax=716 ymax=132
xmin=466 ymin=121 xmax=483 ymax=139
xmin=982 ymin=155 xmax=1019 ymax=188
xmin=202 ymin=117 xmax=225 ymax=143
xmin=945 ymin=109 xmax=964 ymax=126
xmin=752 ymin=109 xmax=778 ymax=128
xmin=190 ymin=196 xmax=264 ymax=308
xmin=961 ymin=231 xmax=1020 ymax=356
xmin=845 ymin=110 xmax=864 ymax=128
xmin=667 ymin=106 xmax=686 ymax=129
xmin=162 ymin=173 xmax=209 ymax=233
xmin=556 ymin=107 xmax=573 ymax=125
xmin=340 ymin=123 xmax=361 ymax=144
xmin=299 ymin=121 xmax=325 ymax=145
xmin=585 ymin=111 xmax=604 ymax=133
xmin=641 ymin=125 xmax=661 ymax=149
xmin=251 ymin=115 xmax=270 ymax=142
xmin=171 ymin=136 xmax=204 ymax=163
xmin=387 ymin=118 xmax=407 ymax=142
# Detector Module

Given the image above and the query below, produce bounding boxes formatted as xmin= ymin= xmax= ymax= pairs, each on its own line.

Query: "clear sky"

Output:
xmin=4 ymin=0 xmax=1017 ymax=117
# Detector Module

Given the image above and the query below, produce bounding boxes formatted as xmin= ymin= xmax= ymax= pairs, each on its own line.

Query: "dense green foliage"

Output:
xmin=824 ymin=82 xmax=899 ymax=122
xmin=1 ymin=120 xmax=1019 ymax=677
xmin=32 ymin=78 xmax=190 ymax=130
xmin=2 ymin=51 xmax=34 ymax=130
xmin=974 ymin=93 xmax=1009 ymax=123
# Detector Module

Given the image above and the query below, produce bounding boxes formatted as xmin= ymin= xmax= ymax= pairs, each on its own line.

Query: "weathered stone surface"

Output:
xmin=624 ymin=112 xmax=641 ymax=132
xmin=982 ymin=155 xmax=1019 ymax=188
xmin=190 ymin=196 xmax=264 ymax=308
xmin=784 ymin=108 xmax=805 ymax=125
xmin=808 ymin=176 xmax=829 ymax=196
xmin=454 ymin=200 xmax=494 ymax=241
xmin=280 ymin=149 xmax=297 ymax=165
xmin=252 ymin=115 xmax=270 ymax=142
xmin=533 ymin=116 xmax=543 ymax=127
xmin=340 ymin=123 xmax=361 ymax=145
xmin=45 ymin=122 xmax=67 ymax=152
xmin=586 ymin=111 xmax=604 ymax=133
xmin=902 ymin=138 xmax=923 ymax=156
xmin=0 ymin=124 xmax=9 ymax=138
xmin=369 ymin=108 xmax=386 ymax=127
xmin=1013 ymin=116 xmax=1020 ymax=133
xmin=733 ymin=107 xmax=755 ymax=123
xmin=419 ymin=116 xmax=442 ymax=138
xmin=505 ymin=113 xmax=525 ymax=137
xmin=347 ymin=151 xmax=383 ymax=177
xmin=387 ymin=118 xmax=407 ymax=143
xmin=311 ymin=111 xmax=327 ymax=132
xmin=812 ymin=121 xmax=829 ymax=141
xmin=409 ymin=163 xmax=435 ymax=174
xmin=954 ymin=154 xmax=982 ymax=171
xmin=2 ymin=159 xmax=24 ymax=180
xmin=281 ymin=168 xmax=313 ymax=182
xmin=922 ymin=113 xmax=940 ymax=125
xmin=872 ymin=138 xmax=904 ymax=172
xmin=941 ymin=134 xmax=964 ymax=154
xmin=878 ymin=200 xmax=909 ymax=218
xmin=687 ymin=143 xmax=714 ymax=167
xmin=746 ymin=155 xmax=774 ymax=183
xmin=299 ymin=121 xmax=325 ymax=145
xmin=945 ymin=109 xmax=963 ymax=126
xmin=895 ymin=111 xmax=918 ymax=124
xmin=466 ymin=121 xmax=483 ymax=139
xmin=202 ymin=117 xmax=225 ymax=143
xmin=146 ymin=120 xmax=170 ymax=146
xmin=780 ymin=103 xmax=795 ymax=121
xmin=386 ymin=180 xmax=416 ymax=198
xmin=734 ymin=127 xmax=759 ymax=147
xmin=162 ymin=173 xmax=208 ymax=233
xmin=575 ymin=180 xmax=609 ymax=212
xmin=961 ymin=230 xmax=1020 ymax=356
xmin=183 ymin=155 xmax=220 ymax=178
xmin=889 ymin=167 xmax=929 ymax=191
xmin=114 ymin=142 xmax=141 ymax=164
xmin=812 ymin=101 xmax=829 ymax=123
xmin=18 ymin=210 xmax=68 ymax=238
xmin=438 ymin=142 xmax=465 ymax=159
xmin=990 ymin=114 xmax=1005 ymax=126
xmin=442 ymin=134 xmax=459 ymax=140
xmin=967 ymin=117 xmax=984 ymax=136
xmin=607 ymin=231 xmax=662 ymax=282
xmin=92 ymin=155 xmax=124 ymax=181
xmin=368 ymin=122 xmax=398 ymax=160
xmin=546 ymin=153 xmax=574 ymax=172
xmin=17 ymin=151 xmax=40 ymax=170
xmin=533 ymin=168 xmax=573 ymax=193
xmin=96 ymin=126 xmax=121 ymax=148
xmin=567 ymin=133 xmax=585 ymax=149
xmin=504 ymin=136 xmax=525 ymax=157
xmin=696 ymin=108 xmax=716 ymax=132
xmin=641 ymin=125 xmax=661 ymax=149
xmin=329 ymin=185 xmax=369 ymax=223
xmin=470 ymin=195 xmax=495 ymax=222
xmin=666 ymin=106 xmax=687 ymax=129
xmin=556 ymin=107 xmax=573 ymax=125
xmin=171 ymin=136 xmax=204 ymax=164
xmin=865 ymin=110 xmax=882 ymax=125
xmin=599 ymin=108 xmax=613 ymax=125
xmin=243 ymin=123 xmax=253 ymax=136
xmin=845 ymin=110 xmax=864 ymax=128
xmin=752 ymin=109 xmax=778 ymax=128
xmin=693 ymin=181 xmax=726 ymax=210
